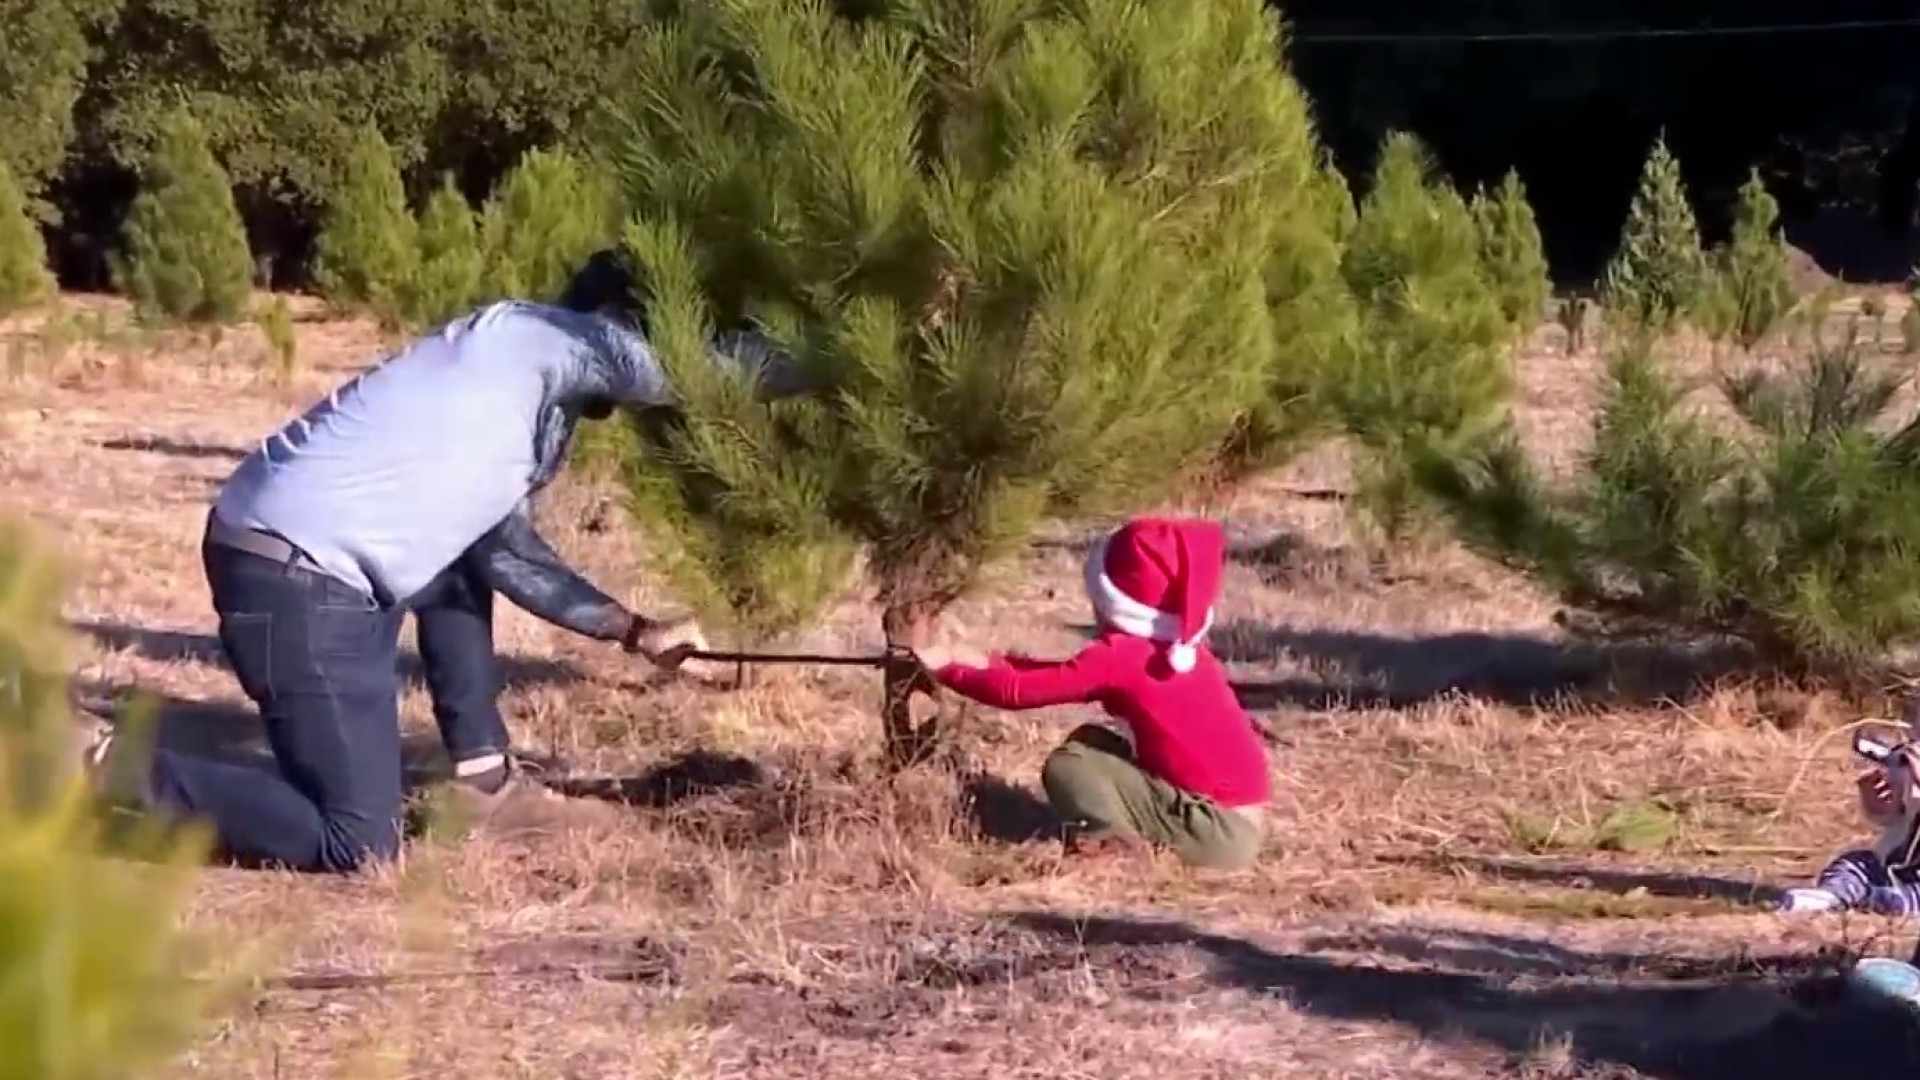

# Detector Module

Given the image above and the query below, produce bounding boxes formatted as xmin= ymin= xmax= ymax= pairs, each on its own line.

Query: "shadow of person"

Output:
xmin=1001 ymin=910 xmax=1917 ymax=1080
xmin=1374 ymin=851 xmax=1782 ymax=907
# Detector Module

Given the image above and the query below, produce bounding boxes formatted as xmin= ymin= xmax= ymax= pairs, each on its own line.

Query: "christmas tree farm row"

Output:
xmin=4 ymin=0 xmax=1919 ymax=712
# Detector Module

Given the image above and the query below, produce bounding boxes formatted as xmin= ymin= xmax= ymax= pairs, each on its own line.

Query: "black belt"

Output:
xmin=204 ymin=512 xmax=326 ymax=574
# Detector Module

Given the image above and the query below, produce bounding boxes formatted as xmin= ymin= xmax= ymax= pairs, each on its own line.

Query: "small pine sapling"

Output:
xmin=605 ymin=0 xmax=1342 ymax=760
xmin=1556 ymin=296 xmax=1589 ymax=355
xmin=111 ymin=110 xmax=255 ymax=326
xmin=1600 ymin=135 xmax=1709 ymax=336
xmin=1471 ymin=169 xmax=1552 ymax=341
xmin=258 ymin=294 xmax=298 ymax=388
xmin=0 ymin=519 xmax=238 ymax=1078
xmin=312 ymin=126 xmax=419 ymax=328
xmin=0 ymin=159 xmax=54 ymax=314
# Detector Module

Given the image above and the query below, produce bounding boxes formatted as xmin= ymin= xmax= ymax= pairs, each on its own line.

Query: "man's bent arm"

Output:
xmin=467 ymin=501 xmax=634 ymax=641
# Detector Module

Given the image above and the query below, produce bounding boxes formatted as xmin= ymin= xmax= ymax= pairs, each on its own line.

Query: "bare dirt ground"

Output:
xmin=5 ymin=295 xmax=1920 ymax=1078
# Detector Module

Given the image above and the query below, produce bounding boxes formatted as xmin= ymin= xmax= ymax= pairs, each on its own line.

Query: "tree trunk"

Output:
xmin=879 ymin=601 xmax=941 ymax=768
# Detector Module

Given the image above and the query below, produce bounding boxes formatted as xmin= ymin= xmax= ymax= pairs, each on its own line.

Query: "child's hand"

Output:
xmin=914 ymin=643 xmax=987 ymax=672
xmin=1859 ymin=767 xmax=1901 ymax=822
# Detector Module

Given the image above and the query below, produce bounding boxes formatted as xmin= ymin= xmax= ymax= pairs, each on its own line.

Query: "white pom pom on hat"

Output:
xmin=1083 ymin=517 xmax=1226 ymax=674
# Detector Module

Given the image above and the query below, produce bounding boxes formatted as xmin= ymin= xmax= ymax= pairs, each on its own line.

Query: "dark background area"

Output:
xmin=16 ymin=0 xmax=1920 ymax=292
xmin=1280 ymin=1 xmax=1920 ymax=285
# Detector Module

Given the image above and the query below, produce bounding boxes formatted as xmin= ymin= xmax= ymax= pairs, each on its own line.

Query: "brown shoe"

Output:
xmin=436 ymin=760 xmax=581 ymax=836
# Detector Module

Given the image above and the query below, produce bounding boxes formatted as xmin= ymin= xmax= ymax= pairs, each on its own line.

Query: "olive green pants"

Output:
xmin=1039 ymin=724 xmax=1265 ymax=870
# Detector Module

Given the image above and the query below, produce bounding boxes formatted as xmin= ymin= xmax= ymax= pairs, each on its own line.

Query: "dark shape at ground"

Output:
xmin=551 ymin=749 xmax=763 ymax=808
xmin=98 ymin=434 xmax=249 ymax=462
xmin=1200 ymin=622 xmax=1753 ymax=713
xmin=1376 ymin=852 xmax=1781 ymax=908
xmin=1004 ymin=911 xmax=1920 ymax=1080
xmin=72 ymin=619 xmax=579 ymax=691
xmin=958 ymin=771 xmax=1063 ymax=845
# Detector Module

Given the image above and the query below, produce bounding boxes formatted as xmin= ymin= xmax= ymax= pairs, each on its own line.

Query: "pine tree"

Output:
xmin=478 ymin=148 xmax=618 ymax=303
xmin=0 ymin=519 xmax=230 ymax=1078
xmin=604 ymin=0 xmax=1345 ymax=759
xmin=1334 ymin=132 xmax=1512 ymax=536
xmin=1471 ymin=169 xmax=1551 ymax=339
xmin=0 ymin=158 xmax=53 ymax=314
xmin=111 ymin=110 xmax=255 ymax=325
xmin=400 ymin=176 xmax=486 ymax=329
xmin=313 ymin=125 xmax=419 ymax=327
xmin=1600 ymin=135 xmax=1708 ymax=335
xmin=1715 ymin=169 xmax=1794 ymax=350
xmin=1217 ymin=155 xmax=1355 ymax=482
xmin=1417 ymin=327 xmax=1920 ymax=674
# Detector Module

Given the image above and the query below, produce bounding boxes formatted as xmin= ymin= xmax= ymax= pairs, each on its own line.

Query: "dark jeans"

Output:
xmin=146 ymin=537 xmax=509 ymax=873
xmin=408 ymin=556 xmax=510 ymax=765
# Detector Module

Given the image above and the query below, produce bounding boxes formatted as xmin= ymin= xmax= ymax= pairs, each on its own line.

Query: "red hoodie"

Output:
xmin=934 ymin=629 xmax=1271 ymax=808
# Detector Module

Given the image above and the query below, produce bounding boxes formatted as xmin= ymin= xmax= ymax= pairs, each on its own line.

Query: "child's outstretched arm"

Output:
xmin=925 ymin=643 xmax=1115 ymax=711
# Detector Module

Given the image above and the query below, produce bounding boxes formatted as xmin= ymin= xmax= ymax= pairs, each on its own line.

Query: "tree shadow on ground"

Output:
xmin=1193 ymin=621 xmax=1754 ymax=713
xmin=1375 ymin=852 xmax=1783 ymax=908
xmin=1288 ymin=924 xmax=1788 ymax=983
xmin=98 ymin=434 xmax=249 ymax=462
xmin=550 ymin=749 xmax=765 ymax=808
xmin=72 ymin=619 xmax=579 ymax=690
xmin=958 ymin=771 xmax=1064 ymax=844
xmin=1004 ymin=911 xmax=1920 ymax=1080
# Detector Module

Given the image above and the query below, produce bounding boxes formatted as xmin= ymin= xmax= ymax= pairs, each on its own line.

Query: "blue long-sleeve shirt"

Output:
xmin=212 ymin=300 xmax=791 ymax=640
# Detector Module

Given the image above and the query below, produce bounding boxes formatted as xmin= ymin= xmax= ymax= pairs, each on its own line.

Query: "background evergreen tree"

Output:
xmin=1714 ymin=169 xmax=1795 ymax=351
xmin=0 ymin=159 xmax=55 ymax=314
xmin=1471 ymin=169 xmax=1552 ymax=341
xmin=1416 ymin=327 xmax=1920 ymax=674
xmin=313 ymin=125 xmax=420 ymax=327
xmin=1214 ymin=156 xmax=1355 ymax=485
xmin=601 ymin=0 xmax=1346 ymax=759
xmin=478 ymin=147 xmax=618 ymax=303
xmin=110 ymin=109 xmax=254 ymax=325
xmin=1333 ymin=132 xmax=1512 ymax=537
xmin=401 ymin=176 xmax=487 ymax=329
xmin=1599 ymin=135 xmax=1707 ymax=335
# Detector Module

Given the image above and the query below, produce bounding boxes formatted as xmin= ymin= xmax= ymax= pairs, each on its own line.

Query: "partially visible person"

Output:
xmin=75 ymin=253 xmax=801 ymax=874
xmin=1778 ymin=738 xmax=1920 ymax=916
xmin=915 ymin=516 xmax=1273 ymax=870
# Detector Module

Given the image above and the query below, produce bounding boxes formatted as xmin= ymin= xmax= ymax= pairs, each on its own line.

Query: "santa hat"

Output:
xmin=1083 ymin=517 xmax=1225 ymax=674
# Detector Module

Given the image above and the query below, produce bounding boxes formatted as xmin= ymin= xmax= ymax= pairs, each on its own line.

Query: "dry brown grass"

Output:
xmin=5 ymin=294 xmax=1920 ymax=1079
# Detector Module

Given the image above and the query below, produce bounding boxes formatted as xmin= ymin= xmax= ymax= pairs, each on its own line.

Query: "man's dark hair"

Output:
xmin=556 ymin=248 xmax=648 ymax=333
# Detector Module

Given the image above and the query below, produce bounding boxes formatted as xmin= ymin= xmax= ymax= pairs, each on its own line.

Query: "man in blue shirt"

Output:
xmin=78 ymin=256 xmax=784 ymax=873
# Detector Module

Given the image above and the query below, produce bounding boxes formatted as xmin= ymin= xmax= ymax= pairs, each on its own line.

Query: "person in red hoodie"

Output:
xmin=917 ymin=516 xmax=1271 ymax=868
